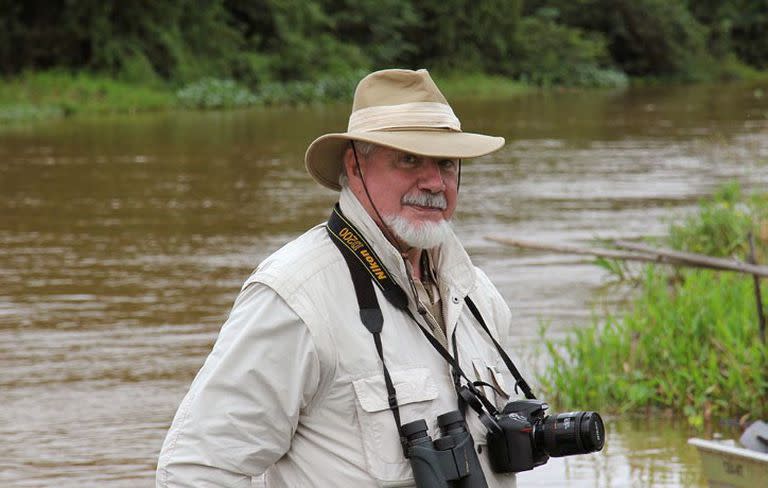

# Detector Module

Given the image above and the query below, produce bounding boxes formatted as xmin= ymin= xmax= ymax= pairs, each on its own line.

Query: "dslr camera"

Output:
xmin=487 ymin=399 xmax=605 ymax=473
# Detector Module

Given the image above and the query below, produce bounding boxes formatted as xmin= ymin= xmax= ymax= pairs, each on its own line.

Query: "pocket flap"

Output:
xmin=352 ymin=368 xmax=439 ymax=413
xmin=472 ymin=358 xmax=510 ymax=402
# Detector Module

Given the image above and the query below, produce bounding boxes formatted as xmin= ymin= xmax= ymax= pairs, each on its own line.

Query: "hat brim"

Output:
xmin=305 ymin=130 xmax=505 ymax=191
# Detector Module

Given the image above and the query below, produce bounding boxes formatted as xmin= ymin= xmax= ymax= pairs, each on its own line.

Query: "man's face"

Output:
xmin=344 ymin=145 xmax=459 ymax=246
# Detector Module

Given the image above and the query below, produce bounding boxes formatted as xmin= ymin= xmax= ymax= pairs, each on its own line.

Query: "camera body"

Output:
xmin=403 ymin=410 xmax=488 ymax=488
xmin=487 ymin=399 xmax=605 ymax=473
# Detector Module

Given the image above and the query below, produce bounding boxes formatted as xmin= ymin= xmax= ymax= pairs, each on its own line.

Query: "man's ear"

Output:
xmin=343 ymin=146 xmax=360 ymax=178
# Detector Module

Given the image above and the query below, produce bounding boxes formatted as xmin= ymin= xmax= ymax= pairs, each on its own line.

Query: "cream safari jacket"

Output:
xmin=157 ymin=188 xmax=520 ymax=488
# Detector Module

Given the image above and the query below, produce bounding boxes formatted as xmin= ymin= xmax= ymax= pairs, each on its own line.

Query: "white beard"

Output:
xmin=383 ymin=214 xmax=452 ymax=249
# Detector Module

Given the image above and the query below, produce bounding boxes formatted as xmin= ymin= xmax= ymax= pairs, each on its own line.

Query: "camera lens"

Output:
xmin=536 ymin=411 xmax=605 ymax=457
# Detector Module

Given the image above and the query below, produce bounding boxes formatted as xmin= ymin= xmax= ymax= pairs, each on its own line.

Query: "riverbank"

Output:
xmin=0 ymin=70 xmax=534 ymax=124
xmin=540 ymin=183 xmax=768 ymax=428
xmin=5 ymin=69 xmax=768 ymax=126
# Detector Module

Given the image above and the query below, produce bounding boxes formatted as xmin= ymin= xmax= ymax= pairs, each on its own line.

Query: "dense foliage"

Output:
xmin=541 ymin=184 xmax=768 ymax=427
xmin=1 ymin=0 xmax=765 ymax=89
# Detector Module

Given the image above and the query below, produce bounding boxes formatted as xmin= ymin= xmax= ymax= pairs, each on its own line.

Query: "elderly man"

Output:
xmin=157 ymin=69 xmax=522 ymax=487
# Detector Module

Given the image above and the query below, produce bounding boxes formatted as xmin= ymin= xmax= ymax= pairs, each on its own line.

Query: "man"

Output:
xmin=157 ymin=69 xmax=518 ymax=487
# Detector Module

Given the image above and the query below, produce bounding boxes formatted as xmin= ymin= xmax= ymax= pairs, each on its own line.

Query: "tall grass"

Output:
xmin=540 ymin=183 xmax=768 ymax=427
xmin=0 ymin=71 xmax=173 ymax=122
xmin=434 ymin=73 xmax=532 ymax=99
xmin=1 ymin=70 xmax=537 ymax=121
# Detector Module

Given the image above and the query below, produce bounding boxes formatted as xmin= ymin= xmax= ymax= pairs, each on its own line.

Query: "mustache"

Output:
xmin=401 ymin=191 xmax=447 ymax=210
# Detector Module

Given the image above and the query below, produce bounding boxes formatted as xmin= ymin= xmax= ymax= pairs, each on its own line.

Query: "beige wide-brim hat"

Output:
xmin=305 ymin=69 xmax=505 ymax=191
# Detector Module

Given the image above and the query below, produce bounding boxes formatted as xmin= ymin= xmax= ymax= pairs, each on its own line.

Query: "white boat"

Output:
xmin=688 ymin=437 xmax=768 ymax=487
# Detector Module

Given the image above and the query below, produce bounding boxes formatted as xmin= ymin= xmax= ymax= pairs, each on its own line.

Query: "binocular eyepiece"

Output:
xmin=403 ymin=410 xmax=488 ymax=488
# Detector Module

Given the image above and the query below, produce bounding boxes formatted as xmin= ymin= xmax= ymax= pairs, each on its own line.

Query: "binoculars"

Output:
xmin=402 ymin=410 xmax=488 ymax=488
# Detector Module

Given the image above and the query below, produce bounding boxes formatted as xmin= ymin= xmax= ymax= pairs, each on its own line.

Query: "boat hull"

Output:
xmin=688 ymin=438 xmax=768 ymax=488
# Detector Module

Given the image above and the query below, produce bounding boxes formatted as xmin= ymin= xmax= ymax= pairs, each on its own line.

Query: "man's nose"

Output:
xmin=417 ymin=159 xmax=446 ymax=192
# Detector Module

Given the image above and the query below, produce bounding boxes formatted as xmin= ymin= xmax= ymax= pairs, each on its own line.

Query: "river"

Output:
xmin=1 ymin=80 xmax=767 ymax=487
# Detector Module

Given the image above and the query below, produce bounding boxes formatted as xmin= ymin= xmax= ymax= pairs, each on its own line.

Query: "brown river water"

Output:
xmin=2 ymin=81 xmax=768 ymax=487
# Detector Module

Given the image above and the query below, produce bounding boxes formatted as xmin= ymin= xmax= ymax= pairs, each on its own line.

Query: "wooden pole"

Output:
xmin=747 ymin=233 xmax=767 ymax=344
xmin=484 ymin=236 xmax=768 ymax=278
xmin=612 ymin=240 xmax=768 ymax=278
xmin=484 ymin=237 xmax=684 ymax=264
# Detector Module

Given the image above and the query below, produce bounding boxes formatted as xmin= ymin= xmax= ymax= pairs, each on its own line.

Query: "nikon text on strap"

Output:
xmin=326 ymin=204 xmax=408 ymax=310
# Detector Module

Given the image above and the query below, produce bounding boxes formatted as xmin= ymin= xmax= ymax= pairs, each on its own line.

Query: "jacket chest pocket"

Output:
xmin=471 ymin=357 xmax=511 ymax=409
xmin=352 ymin=368 xmax=439 ymax=486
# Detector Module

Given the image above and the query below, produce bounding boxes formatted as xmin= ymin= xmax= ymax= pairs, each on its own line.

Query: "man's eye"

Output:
xmin=401 ymin=154 xmax=418 ymax=164
xmin=439 ymin=159 xmax=457 ymax=170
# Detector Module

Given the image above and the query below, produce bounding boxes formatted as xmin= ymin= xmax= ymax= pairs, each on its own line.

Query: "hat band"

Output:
xmin=347 ymin=102 xmax=461 ymax=132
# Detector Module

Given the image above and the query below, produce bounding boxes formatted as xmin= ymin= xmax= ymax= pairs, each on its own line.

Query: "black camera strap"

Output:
xmin=326 ymin=205 xmax=408 ymax=451
xmin=464 ymin=298 xmax=536 ymax=401
xmin=326 ymin=205 xmax=535 ymax=445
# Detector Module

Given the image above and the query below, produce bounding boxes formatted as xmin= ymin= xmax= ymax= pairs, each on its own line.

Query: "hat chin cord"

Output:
xmin=350 ymin=140 xmax=410 ymax=256
xmin=351 ymin=141 xmax=429 ymax=311
xmin=349 ymin=141 xmax=462 ymax=315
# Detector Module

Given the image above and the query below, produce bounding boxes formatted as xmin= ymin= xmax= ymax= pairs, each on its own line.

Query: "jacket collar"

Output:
xmin=337 ymin=187 xmax=477 ymax=302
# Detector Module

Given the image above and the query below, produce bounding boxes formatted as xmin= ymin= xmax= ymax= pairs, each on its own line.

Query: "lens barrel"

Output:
xmin=536 ymin=411 xmax=605 ymax=457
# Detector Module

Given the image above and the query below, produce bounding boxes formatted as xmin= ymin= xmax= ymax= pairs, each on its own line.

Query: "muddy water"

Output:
xmin=1 ymin=81 xmax=767 ymax=487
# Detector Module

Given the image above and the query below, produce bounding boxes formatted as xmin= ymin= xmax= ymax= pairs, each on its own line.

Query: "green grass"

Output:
xmin=0 ymin=71 xmax=175 ymax=122
xmin=540 ymin=183 xmax=768 ymax=427
xmin=435 ymin=72 xmax=533 ymax=99
xmin=0 ymin=70 xmax=538 ymax=123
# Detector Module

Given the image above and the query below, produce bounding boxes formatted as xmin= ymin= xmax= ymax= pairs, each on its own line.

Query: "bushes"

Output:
xmin=540 ymin=184 xmax=768 ymax=426
xmin=0 ymin=1 xmax=244 ymax=83
xmin=175 ymin=71 xmax=364 ymax=108
xmin=176 ymin=79 xmax=258 ymax=109
xmin=1 ymin=0 xmax=766 ymax=94
xmin=524 ymin=0 xmax=713 ymax=80
xmin=510 ymin=15 xmax=627 ymax=87
xmin=686 ymin=0 xmax=768 ymax=71
xmin=256 ymin=72 xmax=365 ymax=104
xmin=410 ymin=0 xmax=522 ymax=73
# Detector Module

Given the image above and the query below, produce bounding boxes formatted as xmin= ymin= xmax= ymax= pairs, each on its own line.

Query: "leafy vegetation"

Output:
xmin=0 ymin=1 xmax=766 ymax=119
xmin=523 ymin=0 xmax=767 ymax=81
xmin=176 ymin=79 xmax=259 ymax=109
xmin=510 ymin=13 xmax=628 ymax=87
xmin=2 ymin=1 xmax=766 ymax=89
xmin=668 ymin=182 xmax=768 ymax=261
xmin=540 ymin=183 xmax=768 ymax=427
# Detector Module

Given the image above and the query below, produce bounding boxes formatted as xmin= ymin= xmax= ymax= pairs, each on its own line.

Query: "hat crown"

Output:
xmin=352 ymin=69 xmax=449 ymax=111
xmin=347 ymin=69 xmax=459 ymax=133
